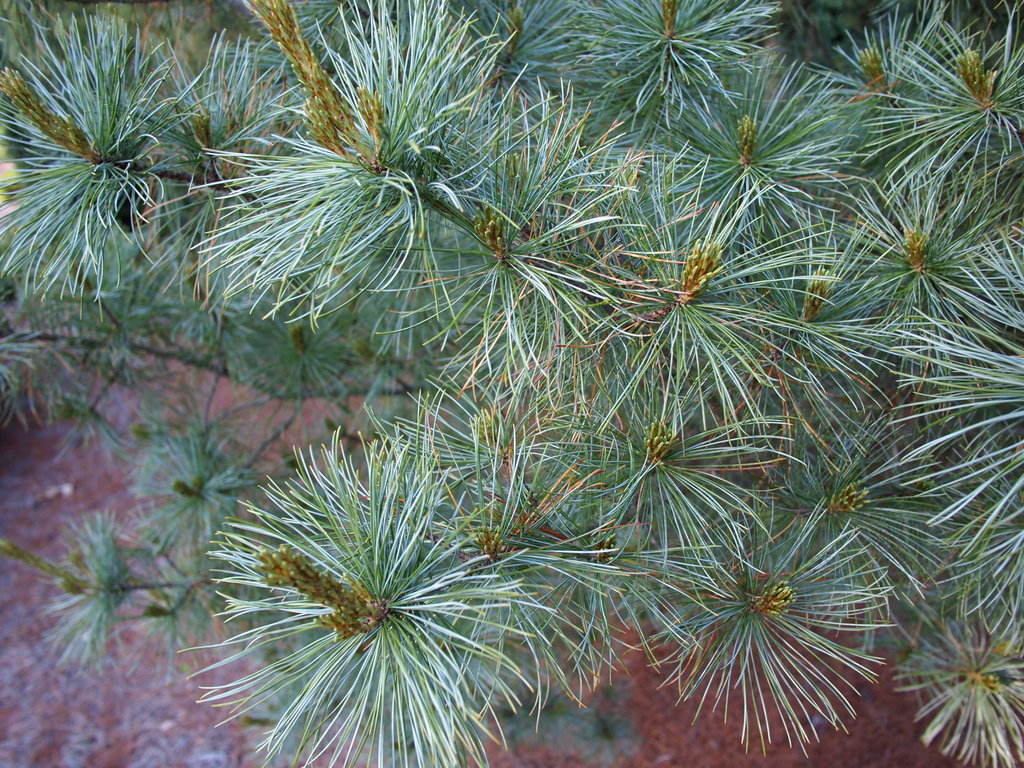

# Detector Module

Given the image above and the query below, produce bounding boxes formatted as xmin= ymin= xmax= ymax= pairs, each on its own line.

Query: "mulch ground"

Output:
xmin=0 ymin=419 xmax=961 ymax=768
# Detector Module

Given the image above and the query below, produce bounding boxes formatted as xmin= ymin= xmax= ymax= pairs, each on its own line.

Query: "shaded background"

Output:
xmin=0 ymin=416 xmax=959 ymax=768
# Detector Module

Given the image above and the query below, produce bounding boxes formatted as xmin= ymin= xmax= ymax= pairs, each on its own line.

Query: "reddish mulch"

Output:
xmin=0 ymin=419 xmax=250 ymax=768
xmin=0 ymin=419 xmax=960 ymax=768
xmin=489 ymin=658 xmax=961 ymax=768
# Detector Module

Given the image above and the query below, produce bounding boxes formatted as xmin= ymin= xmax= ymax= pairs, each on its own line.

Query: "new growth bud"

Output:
xmin=903 ymin=228 xmax=928 ymax=272
xmin=661 ymin=0 xmax=680 ymax=38
xmin=258 ymin=545 xmax=383 ymax=640
xmin=828 ymin=484 xmax=868 ymax=515
xmin=967 ymin=669 xmax=1005 ymax=692
xmin=645 ymin=420 xmax=677 ymax=463
xmin=0 ymin=68 xmax=99 ymax=162
xmin=248 ymin=0 xmax=362 ymax=160
xmin=356 ymin=85 xmax=384 ymax=161
xmin=957 ymin=49 xmax=996 ymax=110
xmin=679 ymin=241 xmax=723 ymax=303
xmin=738 ymin=114 xmax=757 ymax=167
xmin=801 ymin=270 xmax=834 ymax=322
xmin=475 ymin=207 xmax=508 ymax=261
xmin=506 ymin=5 xmax=525 ymax=58
xmin=590 ymin=531 xmax=618 ymax=563
xmin=752 ymin=581 xmax=795 ymax=616
xmin=190 ymin=107 xmax=213 ymax=148
xmin=0 ymin=537 xmax=90 ymax=594
xmin=475 ymin=527 xmax=505 ymax=560
xmin=471 ymin=405 xmax=500 ymax=446
xmin=858 ymin=47 xmax=885 ymax=91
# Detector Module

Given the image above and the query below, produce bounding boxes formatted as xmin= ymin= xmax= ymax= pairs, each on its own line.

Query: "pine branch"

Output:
xmin=0 ymin=538 xmax=89 ymax=593
xmin=26 ymin=332 xmax=229 ymax=377
xmin=150 ymin=166 xmax=232 ymax=190
xmin=5 ymin=3 xmax=1024 ymax=767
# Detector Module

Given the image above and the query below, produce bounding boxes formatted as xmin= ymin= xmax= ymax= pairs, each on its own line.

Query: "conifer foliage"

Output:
xmin=1 ymin=0 xmax=1023 ymax=766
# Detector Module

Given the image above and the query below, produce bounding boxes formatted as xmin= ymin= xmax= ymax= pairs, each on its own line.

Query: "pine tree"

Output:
xmin=1 ymin=0 xmax=1023 ymax=766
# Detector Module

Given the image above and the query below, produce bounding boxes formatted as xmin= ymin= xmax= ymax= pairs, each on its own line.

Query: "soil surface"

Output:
xmin=0 ymin=419 xmax=962 ymax=768
xmin=0 ymin=419 xmax=249 ymax=768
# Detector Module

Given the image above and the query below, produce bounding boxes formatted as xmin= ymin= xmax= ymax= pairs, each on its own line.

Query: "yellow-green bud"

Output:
xmin=738 ymin=114 xmax=757 ymax=167
xmin=801 ymin=270 xmax=834 ymax=322
xmin=957 ymin=49 xmax=996 ymax=110
xmin=661 ymin=0 xmax=680 ymax=37
xmin=0 ymin=68 xmax=98 ymax=161
xmin=679 ymin=241 xmax=723 ymax=303
xmin=858 ymin=47 xmax=885 ymax=91
xmin=249 ymin=0 xmax=359 ymax=158
xmin=258 ymin=545 xmax=382 ymax=640
xmin=903 ymin=228 xmax=928 ymax=272
xmin=752 ymin=581 xmax=795 ymax=615
xmin=645 ymin=420 xmax=677 ymax=464
xmin=475 ymin=207 xmax=508 ymax=261
xmin=827 ymin=484 xmax=867 ymax=515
